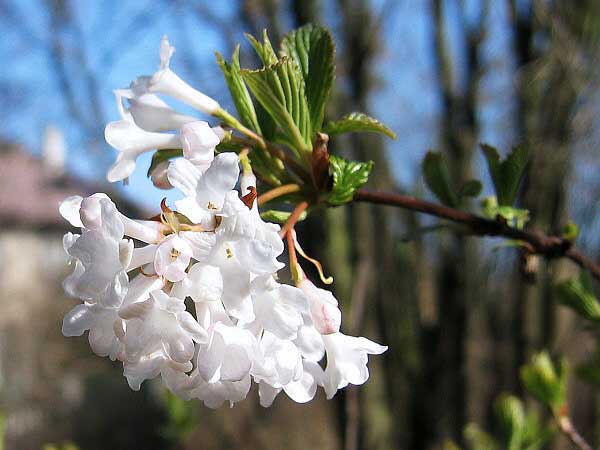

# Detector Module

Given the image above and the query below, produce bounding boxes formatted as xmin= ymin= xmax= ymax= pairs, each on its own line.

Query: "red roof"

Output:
xmin=0 ymin=144 xmax=145 ymax=228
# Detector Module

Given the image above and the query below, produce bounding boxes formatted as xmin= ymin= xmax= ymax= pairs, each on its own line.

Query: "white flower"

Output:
xmin=119 ymin=290 xmax=208 ymax=389
xmin=321 ymin=332 xmax=387 ymax=399
xmin=62 ymin=273 xmax=165 ymax=362
xmin=251 ymin=275 xmax=308 ymax=340
xmin=144 ymin=36 xmax=220 ymax=115
xmin=180 ymin=121 xmax=220 ymax=171
xmin=62 ymin=303 xmax=124 ymax=361
xmin=114 ymin=87 xmax=197 ymax=132
xmin=216 ymin=191 xmax=284 ymax=275
xmin=254 ymin=331 xmax=323 ymax=407
xmin=153 ymin=234 xmax=193 ymax=282
xmin=105 ymin=119 xmax=180 ymax=182
xmin=173 ymin=263 xmax=223 ymax=303
xmin=62 ymin=198 xmax=132 ymax=307
xmin=168 ymin=153 xmax=240 ymax=227
xmin=177 ymin=369 xmax=252 ymax=409
xmin=300 ymin=279 xmax=342 ymax=335
xmin=195 ymin=322 xmax=262 ymax=384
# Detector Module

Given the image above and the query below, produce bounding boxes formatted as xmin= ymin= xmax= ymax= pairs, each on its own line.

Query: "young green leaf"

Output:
xmin=521 ymin=351 xmax=567 ymax=415
xmin=261 ymin=209 xmax=307 ymax=224
xmin=494 ymin=395 xmax=525 ymax=450
xmin=323 ymin=112 xmax=396 ymax=139
xmin=327 ymin=155 xmax=373 ymax=205
xmin=147 ymin=148 xmax=182 ymax=177
xmin=242 ymin=58 xmax=312 ymax=154
xmin=280 ymin=24 xmax=335 ymax=132
xmin=422 ymin=151 xmax=459 ymax=207
xmin=463 ymin=424 xmax=498 ymax=450
xmin=460 ymin=179 xmax=483 ymax=198
xmin=481 ymin=144 xmax=529 ymax=206
xmin=245 ymin=29 xmax=278 ymax=66
xmin=556 ymin=272 xmax=600 ymax=322
xmin=216 ymin=46 xmax=260 ymax=132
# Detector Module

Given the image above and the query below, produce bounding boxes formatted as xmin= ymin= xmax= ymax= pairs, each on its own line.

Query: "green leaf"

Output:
xmin=521 ymin=351 xmax=567 ymax=414
xmin=260 ymin=209 xmax=307 ymax=224
xmin=481 ymin=144 xmax=529 ymax=206
xmin=323 ymin=112 xmax=396 ymax=139
xmin=556 ymin=272 xmax=600 ymax=322
xmin=242 ymin=58 xmax=312 ymax=154
xmin=327 ymin=155 xmax=373 ymax=205
xmin=245 ymin=29 xmax=278 ymax=66
xmin=216 ymin=46 xmax=260 ymax=132
xmin=561 ymin=220 xmax=579 ymax=241
xmin=481 ymin=196 xmax=530 ymax=229
xmin=280 ymin=24 xmax=335 ymax=132
xmin=494 ymin=395 xmax=525 ymax=450
xmin=147 ymin=148 xmax=182 ymax=177
xmin=460 ymin=179 xmax=483 ymax=198
xmin=422 ymin=151 xmax=460 ymax=207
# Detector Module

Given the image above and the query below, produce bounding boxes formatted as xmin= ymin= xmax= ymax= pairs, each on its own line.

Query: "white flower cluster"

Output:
xmin=60 ymin=36 xmax=386 ymax=408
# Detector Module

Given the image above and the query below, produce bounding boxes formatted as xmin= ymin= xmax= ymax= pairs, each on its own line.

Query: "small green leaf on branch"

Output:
xmin=280 ymin=24 xmax=335 ymax=132
xmin=521 ymin=351 xmax=567 ymax=416
xmin=481 ymin=196 xmax=530 ymax=229
xmin=422 ymin=151 xmax=460 ymax=207
xmin=481 ymin=144 xmax=529 ymax=206
xmin=556 ymin=272 xmax=600 ymax=322
xmin=327 ymin=155 xmax=373 ymax=205
xmin=323 ymin=112 xmax=396 ymax=139
xmin=260 ymin=209 xmax=307 ymax=224
xmin=216 ymin=46 xmax=261 ymax=132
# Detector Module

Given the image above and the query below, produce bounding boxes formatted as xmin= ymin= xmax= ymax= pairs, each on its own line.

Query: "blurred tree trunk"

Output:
xmin=507 ymin=1 xmax=600 ymax=447
xmin=408 ymin=2 xmax=487 ymax=448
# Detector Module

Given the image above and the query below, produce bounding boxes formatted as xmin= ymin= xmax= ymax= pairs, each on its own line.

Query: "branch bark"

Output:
xmin=354 ymin=189 xmax=600 ymax=281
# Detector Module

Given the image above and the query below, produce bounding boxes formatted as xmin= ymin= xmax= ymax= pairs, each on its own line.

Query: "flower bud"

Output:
xmin=299 ymin=280 xmax=341 ymax=335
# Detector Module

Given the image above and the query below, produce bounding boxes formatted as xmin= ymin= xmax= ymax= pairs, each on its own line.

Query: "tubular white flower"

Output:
xmin=105 ymin=119 xmax=181 ymax=182
xmin=119 ymin=290 xmax=207 ymax=389
xmin=154 ymin=234 xmax=193 ymax=282
xmin=144 ymin=36 xmax=220 ymax=115
xmin=62 ymin=303 xmax=124 ymax=361
xmin=114 ymin=87 xmax=197 ymax=132
xmin=251 ymin=276 xmax=309 ymax=341
xmin=195 ymin=322 xmax=265 ymax=384
xmin=299 ymin=279 xmax=342 ymax=335
xmin=62 ymin=198 xmax=132 ymax=307
xmin=180 ymin=121 xmax=219 ymax=171
xmin=321 ymin=332 xmax=388 ymax=399
xmin=168 ymin=153 xmax=239 ymax=227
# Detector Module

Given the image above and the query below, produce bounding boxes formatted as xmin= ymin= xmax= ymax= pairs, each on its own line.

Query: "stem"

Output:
xmin=258 ymin=184 xmax=302 ymax=205
xmin=231 ymin=135 xmax=312 ymax=184
xmin=354 ymin=189 xmax=600 ymax=280
xmin=286 ymin=230 xmax=303 ymax=284
xmin=280 ymin=201 xmax=309 ymax=238
xmin=215 ymin=108 xmax=266 ymax=149
xmin=558 ymin=416 xmax=593 ymax=450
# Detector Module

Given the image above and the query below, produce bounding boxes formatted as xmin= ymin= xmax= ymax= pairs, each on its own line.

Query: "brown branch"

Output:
xmin=354 ymin=189 xmax=600 ymax=281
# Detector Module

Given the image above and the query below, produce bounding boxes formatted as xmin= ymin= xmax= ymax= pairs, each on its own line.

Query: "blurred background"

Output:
xmin=0 ymin=0 xmax=599 ymax=449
